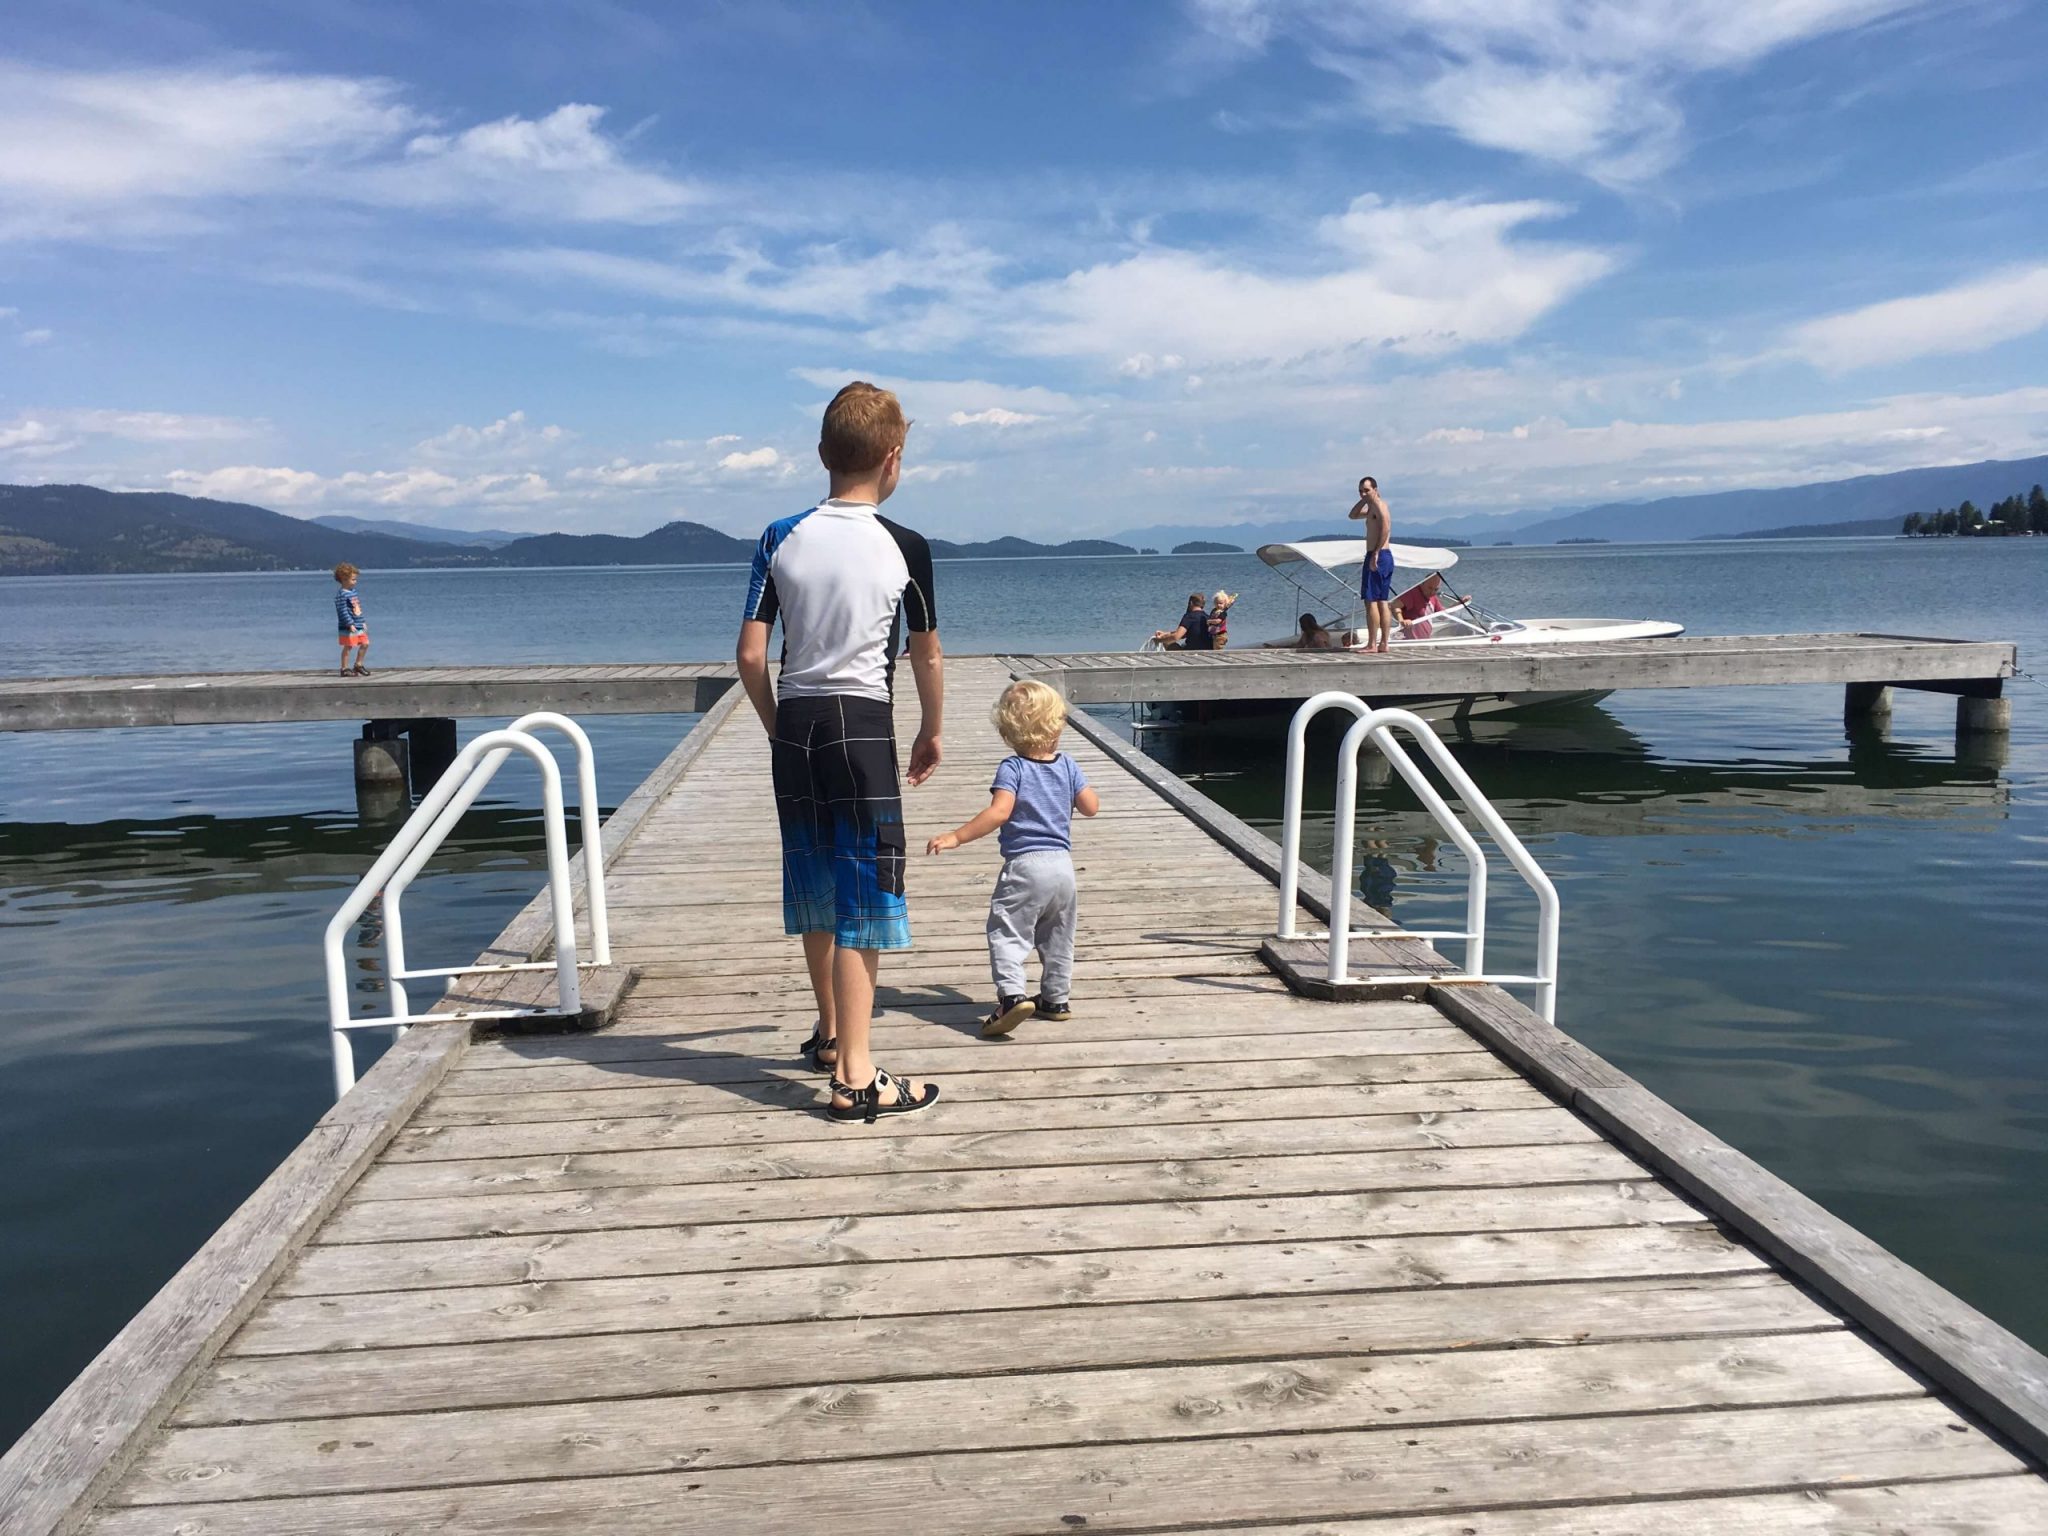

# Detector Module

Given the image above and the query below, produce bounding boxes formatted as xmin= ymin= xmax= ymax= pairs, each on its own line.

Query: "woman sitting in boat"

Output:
xmin=1397 ymin=572 xmax=1447 ymax=639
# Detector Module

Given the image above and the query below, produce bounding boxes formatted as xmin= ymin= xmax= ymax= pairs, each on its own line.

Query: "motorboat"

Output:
xmin=1256 ymin=539 xmax=1684 ymax=652
xmin=1133 ymin=540 xmax=1684 ymax=728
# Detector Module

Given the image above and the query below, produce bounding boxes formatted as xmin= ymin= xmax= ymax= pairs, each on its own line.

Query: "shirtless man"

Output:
xmin=1348 ymin=475 xmax=1393 ymax=653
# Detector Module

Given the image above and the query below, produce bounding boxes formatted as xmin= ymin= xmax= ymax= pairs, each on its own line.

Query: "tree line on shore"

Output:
xmin=1902 ymin=485 xmax=2048 ymax=537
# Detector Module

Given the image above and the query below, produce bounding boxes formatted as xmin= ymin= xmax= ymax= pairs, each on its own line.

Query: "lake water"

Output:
xmin=2 ymin=538 xmax=2044 ymax=1445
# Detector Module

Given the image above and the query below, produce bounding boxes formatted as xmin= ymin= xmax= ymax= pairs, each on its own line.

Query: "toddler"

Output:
xmin=1208 ymin=589 xmax=1237 ymax=648
xmin=926 ymin=679 xmax=1100 ymax=1036
xmin=333 ymin=563 xmax=369 ymax=676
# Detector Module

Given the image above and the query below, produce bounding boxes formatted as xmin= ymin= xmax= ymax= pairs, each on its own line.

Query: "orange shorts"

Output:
xmin=339 ymin=631 xmax=369 ymax=649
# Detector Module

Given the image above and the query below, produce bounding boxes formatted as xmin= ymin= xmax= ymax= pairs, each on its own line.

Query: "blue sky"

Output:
xmin=2 ymin=0 xmax=2045 ymax=539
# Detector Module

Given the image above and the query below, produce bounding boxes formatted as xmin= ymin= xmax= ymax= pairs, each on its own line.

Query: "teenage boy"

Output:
xmin=1349 ymin=475 xmax=1393 ymax=654
xmin=736 ymin=382 xmax=944 ymax=1124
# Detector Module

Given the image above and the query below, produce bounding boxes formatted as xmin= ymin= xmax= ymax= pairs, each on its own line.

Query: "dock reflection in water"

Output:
xmin=1132 ymin=696 xmax=2045 ymax=1357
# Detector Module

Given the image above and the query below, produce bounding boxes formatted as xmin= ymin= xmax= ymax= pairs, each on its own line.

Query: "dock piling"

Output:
xmin=1844 ymin=681 xmax=1894 ymax=722
xmin=1957 ymin=694 xmax=2012 ymax=736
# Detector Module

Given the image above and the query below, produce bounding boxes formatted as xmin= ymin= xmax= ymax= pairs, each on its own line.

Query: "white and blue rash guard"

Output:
xmin=743 ymin=498 xmax=938 ymax=703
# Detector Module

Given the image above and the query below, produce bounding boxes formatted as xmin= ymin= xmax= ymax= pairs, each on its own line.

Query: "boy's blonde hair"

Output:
xmin=994 ymin=679 xmax=1066 ymax=756
xmin=333 ymin=563 xmax=359 ymax=584
xmin=820 ymin=381 xmax=908 ymax=474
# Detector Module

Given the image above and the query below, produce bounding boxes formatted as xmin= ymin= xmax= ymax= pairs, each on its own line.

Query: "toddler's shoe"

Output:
xmin=1032 ymin=996 xmax=1072 ymax=1022
xmin=980 ymin=995 xmax=1035 ymax=1038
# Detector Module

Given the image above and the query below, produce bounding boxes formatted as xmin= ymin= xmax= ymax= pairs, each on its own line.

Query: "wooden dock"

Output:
xmin=5 ymin=656 xmax=2047 ymax=1534
xmin=1005 ymin=630 xmax=2016 ymax=708
xmin=0 ymin=663 xmax=733 ymax=732
xmin=0 ymin=632 xmax=2015 ymax=735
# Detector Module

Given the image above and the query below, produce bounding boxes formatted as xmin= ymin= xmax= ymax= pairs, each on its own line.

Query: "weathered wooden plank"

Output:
xmin=174 ymin=1271 xmax=1833 ymax=1425
xmin=431 ymin=1025 xmax=1483 ymax=1095
xmin=411 ymin=1050 xmax=1524 ymax=1126
xmin=1432 ymin=982 xmax=2048 ymax=1467
xmin=177 ymin=1272 xmax=1833 ymax=1425
xmin=233 ymin=1223 xmax=1754 ymax=1354
xmin=453 ymin=997 xmax=1453 ymax=1067
xmin=384 ymin=1077 xmax=1552 ymax=1160
xmin=121 ymin=1331 xmax=1915 ymax=1504
xmin=349 ymin=1106 xmax=1599 ymax=1201
xmin=1185 ymin=1481 xmax=2048 ymax=1535
xmin=282 ymin=1180 xmax=1694 ymax=1294
xmin=84 ymin=1400 xmax=2029 ymax=1535
xmin=317 ymin=1140 xmax=1649 ymax=1245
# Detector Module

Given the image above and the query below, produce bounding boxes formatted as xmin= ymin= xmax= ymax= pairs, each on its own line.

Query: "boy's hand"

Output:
xmin=925 ymin=830 xmax=959 ymax=855
xmin=907 ymin=729 xmax=942 ymax=786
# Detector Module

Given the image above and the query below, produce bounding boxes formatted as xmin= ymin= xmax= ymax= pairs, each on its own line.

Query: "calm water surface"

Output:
xmin=1 ymin=538 xmax=2043 ymax=1443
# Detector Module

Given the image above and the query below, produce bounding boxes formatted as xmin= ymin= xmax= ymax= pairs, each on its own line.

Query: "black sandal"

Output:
xmin=827 ymin=1068 xmax=939 ymax=1124
xmin=798 ymin=1022 xmax=838 ymax=1072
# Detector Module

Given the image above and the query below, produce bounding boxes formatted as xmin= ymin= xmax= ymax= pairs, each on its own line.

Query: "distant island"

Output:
xmin=1557 ymin=537 xmax=1611 ymax=545
xmin=1171 ymin=539 xmax=1243 ymax=554
xmin=0 ymin=484 xmax=1140 ymax=576
xmin=1902 ymin=486 xmax=2047 ymax=537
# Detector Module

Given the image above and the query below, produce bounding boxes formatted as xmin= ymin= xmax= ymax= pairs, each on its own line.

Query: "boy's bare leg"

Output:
xmin=338 ymin=647 xmax=351 ymax=676
xmin=829 ymin=947 xmax=927 ymax=1104
xmin=353 ymin=642 xmax=369 ymax=673
xmin=801 ymin=930 xmax=838 ymax=1045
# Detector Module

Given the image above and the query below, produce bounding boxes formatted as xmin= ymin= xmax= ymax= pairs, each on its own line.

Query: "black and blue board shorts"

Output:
xmin=770 ymin=694 xmax=911 ymax=951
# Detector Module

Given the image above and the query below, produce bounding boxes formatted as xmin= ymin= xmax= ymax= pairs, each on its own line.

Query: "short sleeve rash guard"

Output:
xmin=743 ymin=499 xmax=937 ymax=702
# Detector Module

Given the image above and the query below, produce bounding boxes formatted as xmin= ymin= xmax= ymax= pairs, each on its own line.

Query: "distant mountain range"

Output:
xmin=312 ymin=514 xmax=521 ymax=547
xmin=11 ymin=453 xmax=2047 ymax=576
xmin=0 ymin=484 xmax=1142 ymax=575
xmin=1116 ymin=454 xmax=2048 ymax=549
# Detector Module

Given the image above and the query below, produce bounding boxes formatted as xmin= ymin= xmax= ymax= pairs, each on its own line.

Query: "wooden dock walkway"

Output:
xmin=5 ymin=656 xmax=2047 ymax=1533
xmin=1006 ymin=630 xmax=2016 ymax=707
xmin=0 ymin=632 xmax=2015 ymax=734
xmin=0 ymin=662 xmax=732 ymax=731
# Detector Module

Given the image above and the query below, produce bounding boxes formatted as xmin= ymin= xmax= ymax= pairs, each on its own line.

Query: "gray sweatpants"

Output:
xmin=986 ymin=849 xmax=1078 ymax=1002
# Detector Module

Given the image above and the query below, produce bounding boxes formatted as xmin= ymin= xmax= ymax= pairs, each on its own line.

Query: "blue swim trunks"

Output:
xmin=770 ymin=694 xmax=911 ymax=951
xmin=1361 ymin=547 xmax=1395 ymax=603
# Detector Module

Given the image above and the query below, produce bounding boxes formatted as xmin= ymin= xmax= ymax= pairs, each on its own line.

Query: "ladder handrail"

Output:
xmin=322 ymin=725 xmax=582 ymax=1099
xmin=1277 ymin=691 xmax=1373 ymax=938
xmin=1331 ymin=706 xmax=1559 ymax=1021
xmin=1279 ymin=693 xmax=1559 ymax=1022
xmin=380 ymin=713 xmax=610 ymax=1017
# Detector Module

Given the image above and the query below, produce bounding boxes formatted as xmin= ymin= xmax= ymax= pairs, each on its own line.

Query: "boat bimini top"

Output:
xmin=1257 ymin=539 xmax=1462 ymax=574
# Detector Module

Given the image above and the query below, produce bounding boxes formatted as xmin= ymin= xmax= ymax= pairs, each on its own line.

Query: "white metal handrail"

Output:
xmin=1277 ymin=692 xmax=1560 ymax=1021
xmin=322 ymin=720 xmax=604 ymax=1098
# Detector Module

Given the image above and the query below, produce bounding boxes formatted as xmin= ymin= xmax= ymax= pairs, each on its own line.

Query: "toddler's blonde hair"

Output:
xmin=993 ymin=679 xmax=1066 ymax=756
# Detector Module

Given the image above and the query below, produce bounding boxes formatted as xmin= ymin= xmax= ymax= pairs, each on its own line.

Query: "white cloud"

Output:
xmin=717 ymin=446 xmax=782 ymax=472
xmin=358 ymin=105 xmax=701 ymax=223
xmin=165 ymin=464 xmax=553 ymax=509
xmin=1004 ymin=196 xmax=1610 ymax=366
xmin=415 ymin=409 xmax=568 ymax=458
xmin=0 ymin=64 xmax=698 ymax=237
xmin=949 ymin=407 xmax=1045 ymax=427
xmin=499 ymin=225 xmax=1004 ymax=323
xmin=19 ymin=328 xmax=53 ymax=346
xmin=1188 ymin=1 xmax=1920 ymax=181
xmin=0 ymin=408 xmax=255 ymax=457
xmin=791 ymin=369 xmax=1083 ymax=422
xmin=568 ymin=458 xmax=698 ymax=489
xmin=1788 ymin=264 xmax=2048 ymax=371
xmin=902 ymin=461 xmax=976 ymax=482
xmin=705 ymin=434 xmax=743 ymax=446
